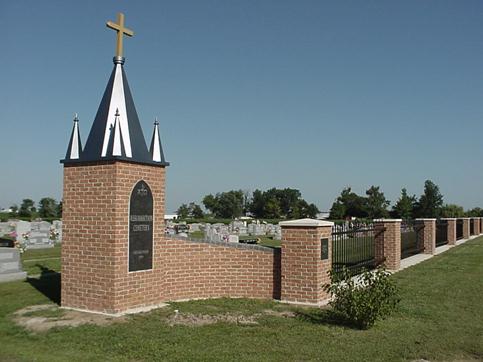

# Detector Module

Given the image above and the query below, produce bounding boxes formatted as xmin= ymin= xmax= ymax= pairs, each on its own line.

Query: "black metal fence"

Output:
xmin=331 ymin=223 xmax=383 ymax=275
xmin=470 ymin=219 xmax=475 ymax=235
xmin=401 ymin=220 xmax=425 ymax=259
xmin=456 ymin=219 xmax=464 ymax=240
xmin=436 ymin=219 xmax=448 ymax=247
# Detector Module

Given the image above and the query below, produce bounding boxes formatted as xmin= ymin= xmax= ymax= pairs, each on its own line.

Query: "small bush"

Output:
xmin=324 ymin=267 xmax=400 ymax=329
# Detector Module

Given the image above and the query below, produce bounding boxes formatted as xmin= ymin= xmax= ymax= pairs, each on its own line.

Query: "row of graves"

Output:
xmin=0 ymin=220 xmax=62 ymax=249
xmin=165 ymin=220 xmax=282 ymax=244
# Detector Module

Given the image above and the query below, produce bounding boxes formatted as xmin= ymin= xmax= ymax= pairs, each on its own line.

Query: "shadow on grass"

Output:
xmin=296 ymin=308 xmax=361 ymax=330
xmin=26 ymin=265 xmax=61 ymax=305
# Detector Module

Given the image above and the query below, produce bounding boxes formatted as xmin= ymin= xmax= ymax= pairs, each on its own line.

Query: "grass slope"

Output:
xmin=1 ymin=238 xmax=482 ymax=361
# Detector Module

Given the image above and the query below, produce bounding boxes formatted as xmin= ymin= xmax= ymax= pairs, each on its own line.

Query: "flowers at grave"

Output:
xmin=16 ymin=242 xmax=27 ymax=254
xmin=50 ymin=229 xmax=59 ymax=241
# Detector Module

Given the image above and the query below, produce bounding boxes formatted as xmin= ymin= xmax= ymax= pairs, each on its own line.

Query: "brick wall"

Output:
xmin=374 ymin=219 xmax=401 ymax=270
xmin=416 ymin=219 xmax=436 ymax=255
xmin=280 ymin=221 xmax=332 ymax=305
xmin=161 ymin=238 xmax=280 ymax=301
xmin=462 ymin=218 xmax=470 ymax=239
xmin=62 ymin=161 xmax=166 ymax=313
xmin=443 ymin=218 xmax=457 ymax=245
xmin=62 ymin=160 xmax=281 ymax=314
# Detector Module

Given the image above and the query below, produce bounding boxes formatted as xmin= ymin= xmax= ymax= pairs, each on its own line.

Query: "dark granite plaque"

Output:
xmin=321 ymin=238 xmax=329 ymax=260
xmin=129 ymin=180 xmax=153 ymax=271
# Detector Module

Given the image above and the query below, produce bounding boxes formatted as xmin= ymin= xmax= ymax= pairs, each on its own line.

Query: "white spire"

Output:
xmin=65 ymin=114 xmax=82 ymax=160
xmin=101 ymin=63 xmax=132 ymax=158
xmin=149 ymin=117 xmax=165 ymax=163
xmin=111 ymin=109 xmax=123 ymax=156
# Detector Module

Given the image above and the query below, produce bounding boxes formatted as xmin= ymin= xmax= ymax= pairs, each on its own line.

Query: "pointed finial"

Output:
xmin=154 ymin=117 xmax=159 ymax=125
xmin=74 ymin=113 xmax=79 ymax=122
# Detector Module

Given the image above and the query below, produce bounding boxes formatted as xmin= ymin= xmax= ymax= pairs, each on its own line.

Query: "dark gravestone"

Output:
xmin=129 ymin=180 xmax=153 ymax=271
xmin=0 ymin=238 xmax=14 ymax=248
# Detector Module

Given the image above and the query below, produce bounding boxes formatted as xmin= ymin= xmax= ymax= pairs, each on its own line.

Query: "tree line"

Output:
xmin=329 ymin=179 xmax=482 ymax=220
xmin=177 ymin=188 xmax=319 ymax=219
xmin=3 ymin=198 xmax=62 ymax=220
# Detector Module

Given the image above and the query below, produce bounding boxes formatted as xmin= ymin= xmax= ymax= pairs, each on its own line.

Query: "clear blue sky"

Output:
xmin=2 ymin=0 xmax=483 ymax=213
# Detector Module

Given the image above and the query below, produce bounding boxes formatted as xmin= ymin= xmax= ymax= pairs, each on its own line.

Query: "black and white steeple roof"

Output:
xmin=61 ymin=56 xmax=169 ymax=167
xmin=149 ymin=118 xmax=167 ymax=164
xmin=64 ymin=114 xmax=83 ymax=161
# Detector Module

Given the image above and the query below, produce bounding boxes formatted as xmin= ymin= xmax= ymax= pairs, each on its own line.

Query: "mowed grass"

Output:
xmin=1 ymin=238 xmax=482 ymax=361
xmin=20 ymin=245 xmax=61 ymax=276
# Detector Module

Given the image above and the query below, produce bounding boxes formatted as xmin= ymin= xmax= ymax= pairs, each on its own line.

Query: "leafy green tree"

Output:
xmin=414 ymin=180 xmax=444 ymax=218
xmin=189 ymin=202 xmax=204 ymax=219
xmin=296 ymin=199 xmax=319 ymax=218
xmin=264 ymin=196 xmax=282 ymax=218
xmin=365 ymin=186 xmax=389 ymax=219
xmin=176 ymin=204 xmax=190 ymax=219
xmin=38 ymin=197 xmax=58 ymax=218
xmin=202 ymin=194 xmax=218 ymax=215
xmin=202 ymin=191 xmax=244 ymax=218
xmin=9 ymin=204 xmax=18 ymax=217
xmin=249 ymin=190 xmax=265 ymax=218
xmin=440 ymin=204 xmax=465 ymax=218
xmin=19 ymin=199 xmax=36 ymax=218
xmin=218 ymin=191 xmax=244 ymax=218
xmin=465 ymin=207 xmax=483 ymax=217
xmin=391 ymin=188 xmax=416 ymax=219
xmin=329 ymin=201 xmax=346 ymax=220
xmin=56 ymin=201 xmax=63 ymax=218
xmin=277 ymin=188 xmax=302 ymax=218
xmin=329 ymin=187 xmax=368 ymax=219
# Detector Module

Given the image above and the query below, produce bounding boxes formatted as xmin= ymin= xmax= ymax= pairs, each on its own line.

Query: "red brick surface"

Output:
xmin=375 ymin=220 xmax=401 ymax=270
xmin=62 ymin=161 xmax=280 ymax=313
xmin=445 ymin=219 xmax=457 ymax=245
xmin=462 ymin=219 xmax=470 ymax=239
xmin=280 ymin=226 xmax=331 ymax=304
xmin=417 ymin=219 xmax=436 ymax=255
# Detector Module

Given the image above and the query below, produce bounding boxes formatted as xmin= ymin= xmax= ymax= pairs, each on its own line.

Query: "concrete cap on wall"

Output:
xmin=415 ymin=218 xmax=437 ymax=221
xmin=279 ymin=218 xmax=334 ymax=227
xmin=373 ymin=219 xmax=402 ymax=222
xmin=440 ymin=218 xmax=457 ymax=220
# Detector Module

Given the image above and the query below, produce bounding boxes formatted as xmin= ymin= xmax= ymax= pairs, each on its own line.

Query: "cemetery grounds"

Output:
xmin=0 ymin=238 xmax=482 ymax=361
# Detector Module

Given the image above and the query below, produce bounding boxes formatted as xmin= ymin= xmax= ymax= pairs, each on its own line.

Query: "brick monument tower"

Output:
xmin=60 ymin=13 xmax=169 ymax=314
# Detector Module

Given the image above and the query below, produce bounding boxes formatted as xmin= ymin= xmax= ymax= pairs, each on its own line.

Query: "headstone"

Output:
xmin=52 ymin=220 xmax=63 ymax=243
xmin=0 ymin=222 xmax=12 ymax=236
xmin=0 ymin=248 xmax=27 ymax=282
xmin=228 ymin=235 xmax=239 ymax=243
xmin=27 ymin=221 xmax=53 ymax=249
xmin=189 ymin=223 xmax=201 ymax=232
xmin=14 ymin=221 xmax=31 ymax=244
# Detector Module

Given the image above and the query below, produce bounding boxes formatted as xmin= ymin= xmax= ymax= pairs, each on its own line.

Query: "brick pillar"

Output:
xmin=442 ymin=218 xmax=457 ymax=246
xmin=416 ymin=219 xmax=436 ymax=255
xmin=480 ymin=217 xmax=483 ymax=234
xmin=374 ymin=219 xmax=401 ymax=271
xmin=473 ymin=218 xmax=480 ymax=236
xmin=62 ymin=161 xmax=166 ymax=314
xmin=462 ymin=218 xmax=470 ymax=239
xmin=279 ymin=219 xmax=333 ymax=305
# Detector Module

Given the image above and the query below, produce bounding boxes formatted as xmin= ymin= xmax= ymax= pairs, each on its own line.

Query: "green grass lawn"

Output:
xmin=3 ymin=238 xmax=481 ymax=361
xmin=21 ymin=245 xmax=61 ymax=275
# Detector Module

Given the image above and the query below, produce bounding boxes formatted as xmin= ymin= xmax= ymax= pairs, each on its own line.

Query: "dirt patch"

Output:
xmin=167 ymin=309 xmax=296 ymax=327
xmin=13 ymin=304 xmax=126 ymax=332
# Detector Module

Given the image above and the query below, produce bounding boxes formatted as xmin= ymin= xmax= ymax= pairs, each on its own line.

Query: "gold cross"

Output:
xmin=106 ymin=13 xmax=134 ymax=58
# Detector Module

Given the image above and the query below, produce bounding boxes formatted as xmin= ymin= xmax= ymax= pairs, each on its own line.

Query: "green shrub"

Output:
xmin=323 ymin=267 xmax=400 ymax=329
